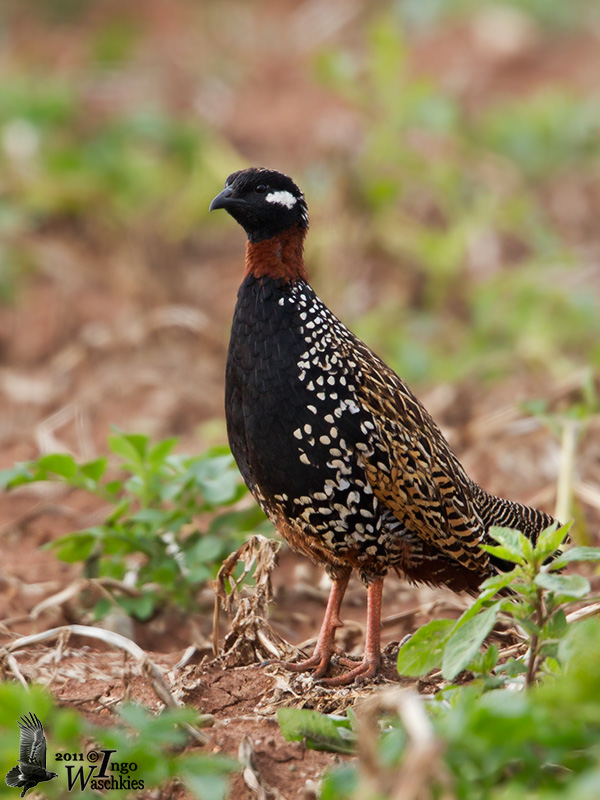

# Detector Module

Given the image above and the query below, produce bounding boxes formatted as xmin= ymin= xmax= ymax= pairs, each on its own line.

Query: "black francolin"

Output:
xmin=210 ymin=167 xmax=556 ymax=685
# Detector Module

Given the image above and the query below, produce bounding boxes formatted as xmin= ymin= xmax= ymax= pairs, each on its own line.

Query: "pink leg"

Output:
xmin=284 ymin=569 xmax=351 ymax=678
xmin=317 ymin=578 xmax=383 ymax=686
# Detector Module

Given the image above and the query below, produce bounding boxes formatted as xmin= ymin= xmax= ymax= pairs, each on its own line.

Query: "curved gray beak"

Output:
xmin=209 ymin=185 xmax=238 ymax=212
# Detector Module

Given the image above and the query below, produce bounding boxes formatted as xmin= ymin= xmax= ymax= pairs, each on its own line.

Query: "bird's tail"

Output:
xmin=5 ymin=766 xmax=23 ymax=788
xmin=472 ymin=485 xmax=560 ymax=570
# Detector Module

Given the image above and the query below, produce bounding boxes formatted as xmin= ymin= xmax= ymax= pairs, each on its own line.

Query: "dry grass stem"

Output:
xmin=212 ymin=536 xmax=296 ymax=666
xmin=2 ymin=624 xmax=210 ymax=744
xmin=555 ymin=418 xmax=579 ymax=524
xmin=355 ymin=687 xmax=450 ymax=800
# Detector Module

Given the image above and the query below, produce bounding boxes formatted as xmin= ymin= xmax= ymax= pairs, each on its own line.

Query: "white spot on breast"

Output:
xmin=265 ymin=190 xmax=297 ymax=208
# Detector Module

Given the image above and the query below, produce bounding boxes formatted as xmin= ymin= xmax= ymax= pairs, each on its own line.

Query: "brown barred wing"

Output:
xmin=348 ymin=339 xmax=491 ymax=577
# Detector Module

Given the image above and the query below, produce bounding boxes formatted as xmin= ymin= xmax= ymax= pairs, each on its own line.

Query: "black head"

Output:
xmin=209 ymin=168 xmax=309 ymax=242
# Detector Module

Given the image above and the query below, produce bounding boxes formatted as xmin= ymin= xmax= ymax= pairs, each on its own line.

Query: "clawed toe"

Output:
xmin=283 ymin=653 xmax=331 ymax=675
xmin=268 ymin=650 xmax=380 ymax=686
xmin=315 ymin=658 xmax=380 ymax=687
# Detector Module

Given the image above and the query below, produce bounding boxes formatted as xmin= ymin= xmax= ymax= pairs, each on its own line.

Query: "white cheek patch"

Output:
xmin=265 ymin=190 xmax=298 ymax=209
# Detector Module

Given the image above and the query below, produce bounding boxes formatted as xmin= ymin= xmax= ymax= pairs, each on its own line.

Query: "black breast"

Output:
xmin=226 ymin=274 xmax=389 ymax=557
xmin=226 ymin=275 xmax=332 ymax=506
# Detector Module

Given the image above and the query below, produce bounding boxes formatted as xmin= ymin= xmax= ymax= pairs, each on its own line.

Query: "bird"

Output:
xmin=5 ymin=713 xmax=58 ymax=797
xmin=210 ymin=167 xmax=557 ymax=685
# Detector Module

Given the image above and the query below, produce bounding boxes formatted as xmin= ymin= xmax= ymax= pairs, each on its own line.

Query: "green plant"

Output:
xmin=0 ymin=76 xmax=239 ymax=238
xmin=396 ymin=523 xmax=600 ymax=685
xmin=0 ymin=683 xmax=237 ymax=800
xmin=0 ymin=432 xmax=268 ymax=620
xmin=279 ymin=528 xmax=600 ymax=798
xmin=277 ymin=708 xmax=356 ymax=755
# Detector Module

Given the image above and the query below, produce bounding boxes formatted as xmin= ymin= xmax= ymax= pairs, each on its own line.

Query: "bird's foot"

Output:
xmin=275 ymin=647 xmax=337 ymax=679
xmin=265 ymin=650 xmax=380 ymax=685
xmin=315 ymin=654 xmax=381 ymax=687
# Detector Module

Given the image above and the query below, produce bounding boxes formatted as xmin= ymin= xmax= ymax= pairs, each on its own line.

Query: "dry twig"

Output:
xmin=239 ymin=734 xmax=287 ymax=800
xmin=212 ymin=536 xmax=297 ymax=666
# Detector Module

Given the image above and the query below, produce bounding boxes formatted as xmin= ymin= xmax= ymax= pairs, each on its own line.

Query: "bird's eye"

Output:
xmin=255 ymin=184 xmax=267 ymax=194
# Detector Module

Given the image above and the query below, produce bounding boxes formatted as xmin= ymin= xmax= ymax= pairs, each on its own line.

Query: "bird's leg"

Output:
xmin=284 ymin=568 xmax=351 ymax=678
xmin=317 ymin=578 xmax=383 ymax=686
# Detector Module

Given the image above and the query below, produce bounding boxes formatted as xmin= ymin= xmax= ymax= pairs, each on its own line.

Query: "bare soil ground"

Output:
xmin=1 ymin=3 xmax=599 ymax=798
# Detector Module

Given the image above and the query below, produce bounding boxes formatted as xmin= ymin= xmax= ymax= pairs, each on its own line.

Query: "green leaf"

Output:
xmin=37 ymin=452 xmax=77 ymax=478
xmin=470 ymin=643 xmax=499 ymax=675
xmin=484 ymin=526 xmax=533 ymax=565
xmin=491 ymin=526 xmax=532 ymax=555
xmin=549 ymin=546 xmax=600 ymax=570
xmin=277 ymin=708 xmax=355 ymax=754
xmin=93 ymin=597 xmax=113 ymax=620
xmin=104 ymin=479 xmax=123 ymax=496
xmin=119 ymin=593 xmax=155 ymax=620
xmin=442 ymin=602 xmax=501 ymax=681
xmin=109 ymin=432 xmax=146 ymax=465
xmin=0 ymin=463 xmax=35 ymax=489
xmin=480 ymin=543 xmax=527 ymax=565
xmin=534 ymin=572 xmax=590 ymax=599
xmin=105 ymin=498 xmax=130 ymax=524
xmin=180 ymin=754 xmax=238 ymax=800
xmin=191 ymin=535 xmax=224 ymax=564
xmin=80 ymin=457 xmax=107 ymax=483
xmin=478 ymin=568 xmax=521 ymax=594
xmin=123 ymin=432 xmax=149 ymax=458
xmin=148 ymin=437 xmax=178 ymax=464
xmin=477 ymin=687 xmax=529 ymax=717
xmin=49 ymin=531 xmax=97 ymax=562
xmin=495 ymin=658 xmax=527 ymax=677
xmin=397 ymin=618 xmax=455 ymax=677
xmin=542 ymin=608 xmax=568 ymax=641
xmin=130 ymin=508 xmax=170 ymax=525
xmin=534 ymin=521 xmax=570 ymax=561
xmin=320 ymin=764 xmax=358 ymax=800
xmin=197 ymin=472 xmax=240 ymax=506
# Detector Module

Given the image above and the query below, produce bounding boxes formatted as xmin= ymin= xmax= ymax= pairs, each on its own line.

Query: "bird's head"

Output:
xmin=209 ymin=168 xmax=308 ymax=242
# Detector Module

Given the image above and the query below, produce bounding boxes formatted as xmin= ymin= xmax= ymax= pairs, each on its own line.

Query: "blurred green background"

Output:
xmin=1 ymin=0 xmax=599 ymax=454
